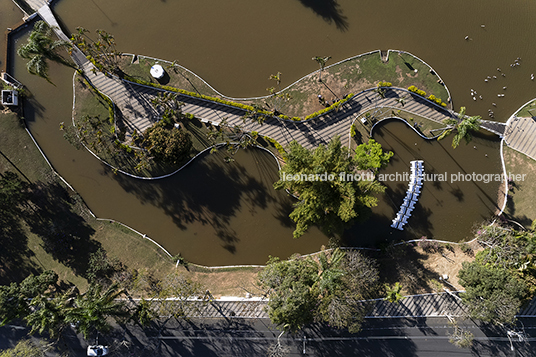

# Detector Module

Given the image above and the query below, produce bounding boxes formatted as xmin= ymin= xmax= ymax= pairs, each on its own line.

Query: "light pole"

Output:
xmin=302 ymin=335 xmax=306 ymax=354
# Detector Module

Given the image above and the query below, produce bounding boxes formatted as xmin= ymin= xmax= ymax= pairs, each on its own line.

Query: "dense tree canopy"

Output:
xmin=274 ymin=136 xmax=392 ymax=238
xmin=258 ymin=249 xmax=379 ymax=332
xmin=458 ymin=261 xmax=528 ymax=325
xmin=143 ymin=121 xmax=192 ymax=165
xmin=457 ymin=223 xmax=535 ymax=325
xmin=0 ymin=270 xmax=58 ymax=326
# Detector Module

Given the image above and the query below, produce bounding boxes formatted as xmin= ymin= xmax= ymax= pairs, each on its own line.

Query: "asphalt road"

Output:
xmin=1 ymin=317 xmax=536 ymax=356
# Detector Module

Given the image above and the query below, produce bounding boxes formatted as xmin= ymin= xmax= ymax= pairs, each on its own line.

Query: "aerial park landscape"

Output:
xmin=1 ymin=0 xmax=536 ymax=355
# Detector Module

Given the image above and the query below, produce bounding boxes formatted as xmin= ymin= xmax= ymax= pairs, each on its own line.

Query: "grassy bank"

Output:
xmin=117 ymin=51 xmax=450 ymax=121
xmin=349 ymin=106 xmax=447 ymax=149
xmin=73 ymin=74 xmax=225 ymax=177
xmin=0 ymin=109 xmax=177 ymax=288
xmin=514 ymin=98 xmax=536 ymax=118
xmin=503 ymin=145 xmax=536 ymax=227
xmin=0 ymin=109 xmax=272 ymax=296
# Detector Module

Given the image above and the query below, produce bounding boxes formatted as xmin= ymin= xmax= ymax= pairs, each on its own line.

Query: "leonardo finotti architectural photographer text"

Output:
xmin=280 ymin=172 xmax=526 ymax=184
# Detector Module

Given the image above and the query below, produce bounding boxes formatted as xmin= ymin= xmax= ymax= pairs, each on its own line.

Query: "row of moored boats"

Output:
xmin=391 ymin=160 xmax=424 ymax=231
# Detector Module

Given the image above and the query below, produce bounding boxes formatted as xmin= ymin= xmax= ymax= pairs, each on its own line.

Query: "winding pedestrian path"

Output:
xmin=31 ymin=2 xmax=514 ymax=153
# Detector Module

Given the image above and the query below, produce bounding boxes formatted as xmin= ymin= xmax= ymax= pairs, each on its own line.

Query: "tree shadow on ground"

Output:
xmin=375 ymin=243 xmax=441 ymax=295
xmin=0 ymin=200 xmax=38 ymax=285
xmin=296 ymin=0 xmax=349 ymax=31
xmin=23 ymin=180 xmax=98 ymax=276
xmin=0 ymin=172 xmax=38 ymax=284
xmin=303 ymin=321 xmax=418 ymax=356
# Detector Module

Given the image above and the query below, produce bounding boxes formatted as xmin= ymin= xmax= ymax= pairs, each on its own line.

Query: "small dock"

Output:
xmin=391 ymin=160 xmax=424 ymax=231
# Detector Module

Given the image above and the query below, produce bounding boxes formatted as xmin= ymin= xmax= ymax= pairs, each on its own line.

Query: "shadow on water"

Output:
xmin=343 ymin=119 xmax=502 ymax=245
xmin=106 ymin=148 xmax=285 ymax=255
xmin=296 ymin=0 xmax=349 ymax=31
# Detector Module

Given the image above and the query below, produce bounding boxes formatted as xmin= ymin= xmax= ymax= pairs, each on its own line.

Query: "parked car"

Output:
xmin=87 ymin=345 xmax=109 ymax=356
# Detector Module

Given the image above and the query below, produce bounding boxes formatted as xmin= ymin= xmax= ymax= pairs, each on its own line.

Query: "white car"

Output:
xmin=87 ymin=345 xmax=109 ymax=356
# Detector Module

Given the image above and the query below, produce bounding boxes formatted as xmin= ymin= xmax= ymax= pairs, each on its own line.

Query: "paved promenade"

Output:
xmin=178 ymin=292 xmax=467 ymax=319
xmin=170 ymin=291 xmax=536 ymax=319
xmin=504 ymin=116 xmax=536 ymax=160
xmin=83 ymin=67 xmax=458 ymax=147
xmin=32 ymin=2 xmax=518 ymax=152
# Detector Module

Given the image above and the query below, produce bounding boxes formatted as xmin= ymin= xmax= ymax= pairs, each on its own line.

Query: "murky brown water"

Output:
xmin=5 ymin=0 xmax=528 ymax=264
xmin=343 ymin=119 xmax=502 ymax=247
xmin=0 ymin=0 xmax=23 ymax=71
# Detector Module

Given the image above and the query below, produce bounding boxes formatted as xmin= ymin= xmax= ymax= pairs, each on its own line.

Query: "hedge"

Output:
xmin=350 ymin=123 xmax=357 ymax=137
xmin=264 ymin=136 xmax=286 ymax=157
xmin=121 ymin=74 xmax=354 ymax=123
xmin=303 ymin=93 xmax=354 ymax=121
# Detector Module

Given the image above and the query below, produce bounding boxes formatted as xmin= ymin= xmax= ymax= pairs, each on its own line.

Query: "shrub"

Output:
xmin=303 ymin=93 xmax=354 ymax=121
xmin=350 ymin=123 xmax=356 ymax=137
xmin=377 ymin=81 xmax=392 ymax=87
xmin=264 ymin=136 xmax=286 ymax=157
xmin=408 ymin=85 xmax=426 ymax=97
xmin=460 ymin=242 xmax=473 ymax=256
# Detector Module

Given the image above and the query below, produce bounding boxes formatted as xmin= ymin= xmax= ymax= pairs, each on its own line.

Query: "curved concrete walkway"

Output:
xmin=33 ymin=2 xmax=506 ymax=152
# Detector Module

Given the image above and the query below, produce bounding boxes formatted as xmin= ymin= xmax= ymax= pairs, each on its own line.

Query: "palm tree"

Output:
xmin=385 ymin=282 xmax=404 ymax=303
xmin=312 ymin=56 xmax=331 ymax=83
xmin=437 ymin=107 xmax=482 ymax=148
xmin=17 ymin=21 xmax=73 ymax=84
xmin=65 ymin=283 xmax=127 ymax=339
xmin=131 ymin=298 xmax=156 ymax=327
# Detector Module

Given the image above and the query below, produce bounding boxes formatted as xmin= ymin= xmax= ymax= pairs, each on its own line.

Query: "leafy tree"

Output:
xmin=0 ymin=271 xmax=58 ymax=326
xmin=0 ymin=171 xmax=29 ymax=214
xmin=258 ymin=255 xmax=320 ymax=331
xmin=130 ymin=298 xmax=156 ymax=327
xmin=258 ymin=249 xmax=379 ymax=333
xmin=155 ymin=271 xmax=203 ymax=319
xmin=354 ymin=138 xmax=394 ymax=173
xmin=447 ymin=318 xmax=474 ymax=349
xmin=85 ymin=248 xmax=124 ymax=286
xmin=65 ymin=283 xmax=128 ymax=338
xmin=25 ymin=289 xmax=74 ymax=338
xmin=457 ymin=261 xmax=528 ymax=325
xmin=274 ymin=136 xmax=391 ymax=238
xmin=150 ymin=92 xmax=184 ymax=125
xmin=17 ymin=21 xmax=73 ymax=84
xmin=437 ymin=107 xmax=481 ymax=148
xmin=143 ymin=121 xmax=192 ymax=165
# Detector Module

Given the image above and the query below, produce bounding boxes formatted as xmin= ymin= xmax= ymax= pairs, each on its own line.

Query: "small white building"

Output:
xmin=1 ymin=90 xmax=18 ymax=106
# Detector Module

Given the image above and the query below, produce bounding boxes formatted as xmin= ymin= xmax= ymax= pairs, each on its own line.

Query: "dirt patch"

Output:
xmin=378 ymin=241 xmax=479 ymax=295
xmin=180 ymin=267 xmax=263 ymax=298
xmin=175 ymin=241 xmax=479 ymax=298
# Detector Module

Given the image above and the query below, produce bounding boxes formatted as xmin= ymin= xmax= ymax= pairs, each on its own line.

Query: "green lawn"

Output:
xmin=116 ymin=52 xmax=451 ymax=121
xmin=514 ymin=99 xmax=536 ymax=118
xmin=0 ymin=109 xmax=175 ymax=289
xmin=503 ymin=146 xmax=536 ymax=227
xmin=349 ymin=107 xmax=447 ymax=150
